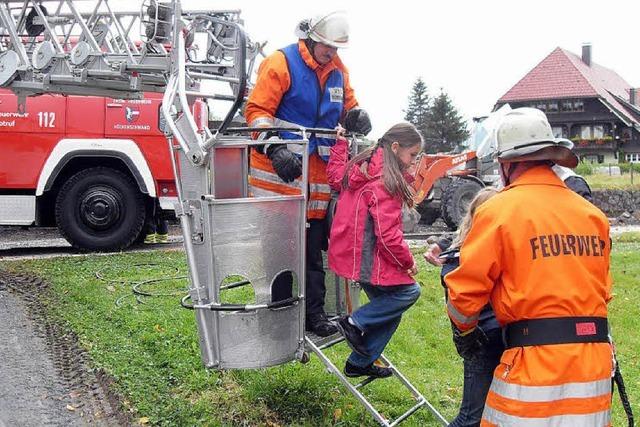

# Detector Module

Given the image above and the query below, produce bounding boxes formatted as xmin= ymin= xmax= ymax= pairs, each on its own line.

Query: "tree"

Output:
xmin=404 ymin=78 xmax=430 ymax=140
xmin=423 ymin=90 xmax=470 ymax=153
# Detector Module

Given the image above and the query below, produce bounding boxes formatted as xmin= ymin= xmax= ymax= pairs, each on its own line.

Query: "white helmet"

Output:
xmin=495 ymin=107 xmax=578 ymax=168
xmin=294 ymin=11 xmax=349 ymax=49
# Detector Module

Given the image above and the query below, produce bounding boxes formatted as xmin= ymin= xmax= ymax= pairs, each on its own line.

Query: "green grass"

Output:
xmin=585 ymin=173 xmax=640 ymax=190
xmin=614 ymin=231 xmax=640 ymax=243
xmin=1 ymin=246 xmax=638 ymax=426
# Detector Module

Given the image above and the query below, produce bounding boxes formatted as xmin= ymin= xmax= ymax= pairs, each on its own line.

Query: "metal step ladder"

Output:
xmin=305 ymin=330 xmax=448 ymax=427
xmin=305 ymin=277 xmax=448 ymax=427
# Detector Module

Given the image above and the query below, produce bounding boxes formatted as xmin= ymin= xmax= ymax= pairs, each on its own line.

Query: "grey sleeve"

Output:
xmin=436 ymin=236 xmax=453 ymax=251
xmin=564 ymin=176 xmax=593 ymax=202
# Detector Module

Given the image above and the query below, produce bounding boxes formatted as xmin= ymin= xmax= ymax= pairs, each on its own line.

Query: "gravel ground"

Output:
xmin=0 ymin=289 xmax=86 ymax=427
xmin=0 ymin=225 xmax=183 ymax=261
xmin=0 ymin=274 xmax=126 ymax=427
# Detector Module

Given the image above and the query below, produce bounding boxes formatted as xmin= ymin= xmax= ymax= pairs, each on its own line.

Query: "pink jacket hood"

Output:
xmin=327 ymin=140 xmax=415 ymax=286
xmin=345 ymin=146 xmax=384 ymax=189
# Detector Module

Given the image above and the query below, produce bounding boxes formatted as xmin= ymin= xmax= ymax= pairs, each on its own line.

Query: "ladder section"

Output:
xmin=0 ymin=0 xmax=165 ymax=97
xmin=305 ymin=335 xmax=449 ymax=427
xmin=0 ymin=0 xmax=264 ymax=166
xmin=0 ymin=0 xmax=261 ymax=99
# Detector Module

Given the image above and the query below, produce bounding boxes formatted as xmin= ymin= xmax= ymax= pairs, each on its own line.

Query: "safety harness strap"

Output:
xmin=503 ymin=316 xmax=608 ymax=349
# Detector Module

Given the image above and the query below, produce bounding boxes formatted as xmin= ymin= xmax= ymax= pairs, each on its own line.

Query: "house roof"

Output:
xmin=497 ymin=47 xmax=639 ymax=127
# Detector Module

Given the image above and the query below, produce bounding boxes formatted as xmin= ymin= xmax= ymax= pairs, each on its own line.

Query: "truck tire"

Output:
xmin=55 ymin=167 xmax=146 ymax=251
xmin=440 ymin=177 xmax=483 ymax=230
xmin=416 ymin=202 xmax=439 ymax=226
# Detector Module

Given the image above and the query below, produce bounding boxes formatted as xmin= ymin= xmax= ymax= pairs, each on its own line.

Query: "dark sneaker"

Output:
xmin=306 ymin=313 xmax=338 ymax=337
xmin=344 ymin=361 xmax=393 ymax=378
xmin=336 ymin=316 xmax=369 ymax=356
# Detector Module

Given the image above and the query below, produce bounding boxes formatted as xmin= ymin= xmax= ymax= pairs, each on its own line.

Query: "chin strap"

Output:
xmin=499 ymin=163 xmax=517 ymax=186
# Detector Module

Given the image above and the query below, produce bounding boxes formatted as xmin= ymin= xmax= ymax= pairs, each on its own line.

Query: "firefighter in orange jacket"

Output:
xmin=444 ymin=108 xmax=614 ymax=426
xmin=245 ymin=11 xmax=371 ymax=336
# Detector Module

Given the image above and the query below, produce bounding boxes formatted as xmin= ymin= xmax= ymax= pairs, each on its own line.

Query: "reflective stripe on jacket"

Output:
xmin=444 ymin=165 xmax=613 ymax=426
xmin=249 ymin=150 xmax=331 ymax=220
xmin=327 ymin=143 xmax=414 ymax=285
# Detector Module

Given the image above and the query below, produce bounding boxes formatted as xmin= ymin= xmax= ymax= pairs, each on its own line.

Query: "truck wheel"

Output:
xmin=440 ymin=178 xmax=483 ymax=230
xmin=55 ymin=167 xmax=146 ymax=251
xmin=416 ymin=202 xmax=440 ymax=226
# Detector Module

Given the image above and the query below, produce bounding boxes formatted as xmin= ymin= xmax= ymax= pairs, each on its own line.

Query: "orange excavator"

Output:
xmin=412 ymin=133 xmax=499 ymax=229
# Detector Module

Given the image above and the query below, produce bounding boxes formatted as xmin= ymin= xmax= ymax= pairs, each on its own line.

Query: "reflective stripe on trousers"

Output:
xmin=483 ymin=377 xmax=612 ymax=426
xmin=250 ymin=186 xmax=284 ymax=197
xmin=489 ymin=377 xmax=611 ymax=402
xmin=249 ymin=167 xmax=302 ymax=191
xmin=250 ymin=179 xmax=331 ymax=218
xmin=482 ymin=407 xmax=610 ymax=427
xmin=249 ymin=151 xmax=331 ymax=219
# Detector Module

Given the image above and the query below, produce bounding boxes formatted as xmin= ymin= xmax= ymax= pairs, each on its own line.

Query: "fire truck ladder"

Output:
xmin=0 ymin=2 xmax=448 ymax=426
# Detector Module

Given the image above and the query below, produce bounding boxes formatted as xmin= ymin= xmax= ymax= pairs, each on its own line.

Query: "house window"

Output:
xmin=582 ymin=154 xmax=598 ymax=164
xmin=561 ymin=101 xmax=573 ymax=112
xmin=626 ymin=153 xmax=640 ymax=163
xmin=576 ymin=124 xmax=611 ymax=140
xmin=536 ymin=101 xmax=547 ymax=111
xmin=547 ymin=101 xmax=559 ymax=113
xmin=573 ymin=100 xmax=584 ymax=112
xmin=551 ymin=126 xmax=566 ymax=138
xmin=593 ymin=125 xmax=604 ymax=139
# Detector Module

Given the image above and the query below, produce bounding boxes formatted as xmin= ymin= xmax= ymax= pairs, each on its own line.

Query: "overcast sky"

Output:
xmin=186 ymin=0 xmax=639 ymax=138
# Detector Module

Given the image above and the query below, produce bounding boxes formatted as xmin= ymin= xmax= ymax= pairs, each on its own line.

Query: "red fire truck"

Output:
xmin=0 ymin=89 xmax=181 ymax=251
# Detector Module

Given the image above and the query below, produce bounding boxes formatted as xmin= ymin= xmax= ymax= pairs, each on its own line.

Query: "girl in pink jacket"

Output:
xmin=328 ymin=122 xmax=422 ymax=378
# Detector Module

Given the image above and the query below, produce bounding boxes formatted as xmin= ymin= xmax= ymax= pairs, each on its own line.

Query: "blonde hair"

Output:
xmin=342 ymin=122 xmax=423 ymax=206
xmin=451 ymin=187 xmax=498 ymax=248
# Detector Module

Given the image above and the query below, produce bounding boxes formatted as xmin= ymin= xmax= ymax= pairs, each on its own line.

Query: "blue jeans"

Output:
xmin=449 ymin=328 xmax=504 ymax=427
xmin=348 ymin=283 xmax=421 ymax=367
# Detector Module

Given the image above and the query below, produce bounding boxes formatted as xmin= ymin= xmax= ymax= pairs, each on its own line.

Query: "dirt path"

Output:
xmin=0 ymin=273 xmax=127 ymax=427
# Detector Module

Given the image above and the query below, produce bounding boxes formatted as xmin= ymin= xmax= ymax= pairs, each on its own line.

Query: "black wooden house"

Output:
xmin=495 ymin=45 xmax=640 ymax=164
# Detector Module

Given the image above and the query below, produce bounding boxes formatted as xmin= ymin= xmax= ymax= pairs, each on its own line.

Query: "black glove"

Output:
xmin=266 ymin=144 xmax=302 ymax=183
xmin=451 ymin=324 xmax=489 ymax=360
xmin=344 ymin=108 xmax=372 ymax=136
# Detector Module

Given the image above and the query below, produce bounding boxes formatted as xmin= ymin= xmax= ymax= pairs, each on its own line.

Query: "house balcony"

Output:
xmin=571 ymin=137 xmax=615 ymax=150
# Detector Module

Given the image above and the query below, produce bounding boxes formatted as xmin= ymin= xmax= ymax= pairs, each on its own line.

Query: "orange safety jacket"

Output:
xmin=444 ymin=165 xmax=613 ymax=426
xmin=245 ymin=40 xmax=358 ymax=220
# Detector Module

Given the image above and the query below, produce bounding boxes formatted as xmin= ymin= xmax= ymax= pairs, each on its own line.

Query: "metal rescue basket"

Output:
xmin=174 ymin=129 xmax=309 ymax=369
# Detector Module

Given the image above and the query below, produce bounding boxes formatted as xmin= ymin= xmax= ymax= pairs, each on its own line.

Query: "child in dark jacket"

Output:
xmin=327 ymin=122 xmax=422 ymax=379
xmin=438 ymin=187 xmax=502 ymax=427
